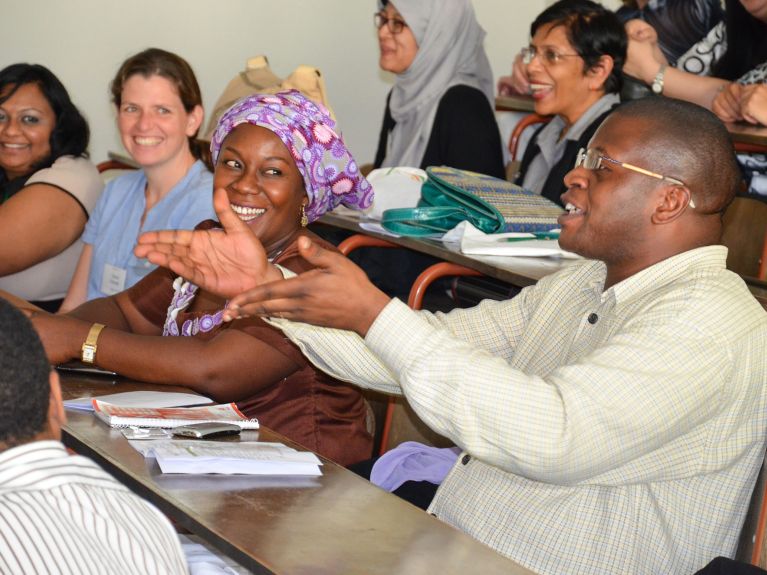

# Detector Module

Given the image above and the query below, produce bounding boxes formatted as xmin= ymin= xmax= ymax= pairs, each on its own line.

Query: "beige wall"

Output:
xmin=2 ymin=0 xmax=558 ymax=165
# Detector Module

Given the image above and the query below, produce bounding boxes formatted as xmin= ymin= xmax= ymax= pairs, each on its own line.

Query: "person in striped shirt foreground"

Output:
xmin=136 ymin=97 xmax=767 ymax=574
xmin=0 ymin=299 xmax=187 ymax=574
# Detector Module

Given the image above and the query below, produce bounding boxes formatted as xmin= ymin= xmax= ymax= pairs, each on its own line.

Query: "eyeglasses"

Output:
xmin=575 ymin=148 xmax=695 ymax=208
xmin=521 ymin=46 xmax=581 ymax=67
xmin=374 ymin=13 xmax=408 ymax=35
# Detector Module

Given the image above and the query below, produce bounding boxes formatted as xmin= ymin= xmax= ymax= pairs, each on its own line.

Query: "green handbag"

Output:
xmin=381 ymin=166 xmax=563 ymax=237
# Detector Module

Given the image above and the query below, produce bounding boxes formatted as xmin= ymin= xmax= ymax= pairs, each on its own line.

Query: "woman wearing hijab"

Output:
xmin=373 ymin=0 xmax=505 ymax=178
xmin=19 ymin=91 xmax=375 ymax=466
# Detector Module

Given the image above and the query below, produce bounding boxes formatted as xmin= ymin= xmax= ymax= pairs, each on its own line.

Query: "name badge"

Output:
xmin=101 ymin=263 xmax=127 ymax=295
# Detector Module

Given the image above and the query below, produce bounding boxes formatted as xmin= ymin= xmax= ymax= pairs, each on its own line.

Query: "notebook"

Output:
xmin=93 ymin=401 xmax=259 ymax=429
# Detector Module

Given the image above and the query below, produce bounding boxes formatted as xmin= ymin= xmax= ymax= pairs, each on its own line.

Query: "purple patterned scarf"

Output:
xmin=210 ymin=90 xmax=373 ymax=222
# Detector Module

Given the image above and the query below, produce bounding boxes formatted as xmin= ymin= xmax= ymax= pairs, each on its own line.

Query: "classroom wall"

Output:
xmin=2 ymin=0 xmax=553 ymax=166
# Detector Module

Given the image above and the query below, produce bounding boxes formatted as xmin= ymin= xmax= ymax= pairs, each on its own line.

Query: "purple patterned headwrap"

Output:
xmin=210 ymin=90 xmax=373 ymax=223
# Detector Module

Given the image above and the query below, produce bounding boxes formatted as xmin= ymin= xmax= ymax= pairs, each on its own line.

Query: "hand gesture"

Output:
xmin=225 ymin=236 xmax=391 ymax=337
xmin=497 ymin=53 xmax=530 ymax=96
xmin=624 ymin=19 xmax=667 ymax=84
xmin=740 ymin=84 xmax=767 ymax=126
xmin=712 ymin=83 xmax=744 ymax=123
xmin=135 ymin=188 xmax=282 ymax=299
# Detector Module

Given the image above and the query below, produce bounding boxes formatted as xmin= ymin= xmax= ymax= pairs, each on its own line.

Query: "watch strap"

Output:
xmin=652 ymin=64 xmax=667 ymax=95
xmin=81 ymin=323 xmax=106 ymax=364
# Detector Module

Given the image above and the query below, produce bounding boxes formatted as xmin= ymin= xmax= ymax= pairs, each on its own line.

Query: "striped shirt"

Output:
xmin=0 ymin=441 xmax=187 ymax=575
xmin=273 ymin=246 xmax=767 ymax=575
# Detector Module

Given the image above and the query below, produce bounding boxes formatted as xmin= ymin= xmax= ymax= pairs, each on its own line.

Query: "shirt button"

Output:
xmin=461 ymin=454 xmax=471 ymax=465
xmin=587 ymin=313 xmax=599 ymax=324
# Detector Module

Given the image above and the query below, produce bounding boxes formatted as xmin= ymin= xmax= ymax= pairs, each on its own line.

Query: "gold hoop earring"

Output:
xmin=300 ymin=204 xmax=308 ymax=227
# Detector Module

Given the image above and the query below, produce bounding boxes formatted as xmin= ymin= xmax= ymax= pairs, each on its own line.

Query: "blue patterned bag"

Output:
xmin=381 ymin=166 xmax=563 ymax=237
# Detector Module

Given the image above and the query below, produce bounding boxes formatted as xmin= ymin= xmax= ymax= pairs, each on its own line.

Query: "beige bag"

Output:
xmin=202 ymin=55 xmax=334 ymax=141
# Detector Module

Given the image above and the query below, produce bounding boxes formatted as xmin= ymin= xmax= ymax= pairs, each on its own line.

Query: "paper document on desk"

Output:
xmin=449 ymin=221 xmax=581 ymax=258
xmin=65 ymin=391 xmax=213 ymax=412
xmin=137 ymin=440 xmax=323 ymax=476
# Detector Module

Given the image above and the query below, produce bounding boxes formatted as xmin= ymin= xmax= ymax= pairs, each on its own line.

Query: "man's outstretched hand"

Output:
xmin=134 ymin=188 xmax=282 ymax=298
xmin=225 ymin=236 xmax=391 ymax=337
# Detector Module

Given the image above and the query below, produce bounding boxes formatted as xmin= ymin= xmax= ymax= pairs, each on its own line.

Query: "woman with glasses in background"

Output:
xmin=515 ymin=0 xmax=627 ymax=207
xmin=372 ymin=0 xmax=504 ymax=178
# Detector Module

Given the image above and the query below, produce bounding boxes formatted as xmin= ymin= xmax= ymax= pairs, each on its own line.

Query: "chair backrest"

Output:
xmin=508 ymin=113 xmax=551 ymax=162
xmin=759 ymin=231 xmax=767 ymax=281
xmin=97 ymin=159 xmax=138 ymax=184
xmin=337 ymin=234 xmax=479 ymax=455
xmin=721 ymin=197 xmax=767 ymax=278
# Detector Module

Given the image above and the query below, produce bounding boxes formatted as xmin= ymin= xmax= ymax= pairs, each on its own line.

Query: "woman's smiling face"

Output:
xmin=214 ymin=123 xmax=307 ymax=256
xmin=0 ymin=82 xmax=55 ymax=180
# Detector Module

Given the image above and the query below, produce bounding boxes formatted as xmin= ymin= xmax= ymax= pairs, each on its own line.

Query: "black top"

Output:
xmin=374 ymin=84 xmax=505 ymax=180
xmin=516 ymin=106 xmax=616 ymax=207
xmin=615 ymin=0 xmax=723 ymax=64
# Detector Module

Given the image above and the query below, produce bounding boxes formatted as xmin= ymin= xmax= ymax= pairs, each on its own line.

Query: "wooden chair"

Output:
xmin=508 ymin=113 xmax=551 ymax=162
xmin=721 ymin=197 xmax=767 ymax=278
xmin=759 ymin=231 xmax=767 ymax=280
xmin=337 ymin=234 xmax=481 ymax=455
xmin=96 ymin=159 xmax=135 ymax=172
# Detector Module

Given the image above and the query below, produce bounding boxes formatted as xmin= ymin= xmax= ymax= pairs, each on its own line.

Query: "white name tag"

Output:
xmin=101 ymin=263 xmax=127 ymax=295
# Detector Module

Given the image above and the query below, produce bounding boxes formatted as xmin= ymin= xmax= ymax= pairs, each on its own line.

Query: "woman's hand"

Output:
xmin=135 ymin=188 xmax=282 ymax=299
xmin=740 ymin=84 xmax=767 ymax=126
xmin=712 ymin=83 xmax=744 ymax=123
xmin=226 ymin=236 xmax=391 ymax=337
xmin=497 ymin=53 xmax=530 ymax=96
xmin=624 ymin=19 xmax=667 ymax=84
xmin=29 ymin=313 xmax=91 ymax=365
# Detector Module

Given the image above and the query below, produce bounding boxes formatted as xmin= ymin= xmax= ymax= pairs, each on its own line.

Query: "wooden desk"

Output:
xmin=318 ymin=212 xmax=574 ymax=288
xmin=60 ymin=373 xmax=534 ymax=575
xmin=726 ymin=122 xmax=767 ymax=150
xmin=495 ymin=95 xmax=536 ymax=113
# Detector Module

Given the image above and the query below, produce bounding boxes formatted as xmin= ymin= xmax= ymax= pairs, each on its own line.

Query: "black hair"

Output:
xmin=0 ymin=63 xmax=90 ymax=180
xmin=0 ymin=299 xmax=51 ymax=447
xmin=531 ymin=0 xmax=627 ymax=94
xmin=612 ymin=97 xmax=740 ymax=214
xmin=711 ymin=0 xmax=767 ymax=80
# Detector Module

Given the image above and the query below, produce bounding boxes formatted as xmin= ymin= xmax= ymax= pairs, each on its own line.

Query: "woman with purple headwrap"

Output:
xmin=17 ymin=91 xmax=375 ymax=466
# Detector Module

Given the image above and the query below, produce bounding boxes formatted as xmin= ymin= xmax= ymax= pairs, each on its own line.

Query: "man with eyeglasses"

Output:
xmin=135 ymin=97 xmax=767 ymax=575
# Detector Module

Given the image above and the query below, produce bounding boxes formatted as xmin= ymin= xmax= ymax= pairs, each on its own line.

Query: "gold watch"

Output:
xmin=81 ymin=323 xmax=106 ymax=364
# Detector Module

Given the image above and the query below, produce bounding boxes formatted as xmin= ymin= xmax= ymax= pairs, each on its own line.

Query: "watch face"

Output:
xmin=82 ymin=346 xmax=96 ymax=363
xmin=652 ymin=83 xmax=661 ymax=94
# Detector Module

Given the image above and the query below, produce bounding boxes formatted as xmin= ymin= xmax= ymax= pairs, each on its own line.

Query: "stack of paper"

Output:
xmin=131 ymin=440 xmax=322 ymax=476
xmin=64 ymin=391 xmax=213 ymax=412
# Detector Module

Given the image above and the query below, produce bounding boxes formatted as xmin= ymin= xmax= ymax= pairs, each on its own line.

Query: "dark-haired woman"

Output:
xmin=0 ymin=64 xmax=102 ymax=312
xmin=625 ymin=0 xmax=767 ymax=196
xmin=60 ymin=48 xmax=215 ymax=312
xmin=515 ymin=0 xmax=627 ymax=206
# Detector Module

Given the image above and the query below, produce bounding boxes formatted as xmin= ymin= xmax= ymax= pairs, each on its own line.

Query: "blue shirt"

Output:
xmin=82 ymin=160 xmax=215 ymax=300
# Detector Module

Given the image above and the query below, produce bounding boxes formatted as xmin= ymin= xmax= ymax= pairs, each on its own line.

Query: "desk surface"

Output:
xmin=318 ymin=212 xmax=574 ymax=288
xmin=495 ymin=95 xmax=536 ymax=113
xmin=60 ymin=373 xmax=533 ymax=575
xmin=726 ymin=122 xmax=767 ymax=148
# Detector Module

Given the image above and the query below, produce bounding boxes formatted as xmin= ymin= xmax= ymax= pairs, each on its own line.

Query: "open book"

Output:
xmin=93 ymin=401 xmax=259 ymax=429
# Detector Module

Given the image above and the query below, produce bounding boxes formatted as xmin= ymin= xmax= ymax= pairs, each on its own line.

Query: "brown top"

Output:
xmin=127 ymin=224 xmax=372 ymax=466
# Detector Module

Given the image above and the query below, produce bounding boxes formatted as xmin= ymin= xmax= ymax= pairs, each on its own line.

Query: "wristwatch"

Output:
xmin=652 ymin=64 xmax=667 ymax=95
xmin=81 ymin=323 xmax=106 ymax=364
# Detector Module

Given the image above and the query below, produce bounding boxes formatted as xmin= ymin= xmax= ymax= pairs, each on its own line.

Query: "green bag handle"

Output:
xmin=381 ymin=206 xmax=468 ymax=237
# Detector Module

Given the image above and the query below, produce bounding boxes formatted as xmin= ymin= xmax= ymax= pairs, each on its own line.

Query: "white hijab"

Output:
xmin=380 ymin=0 xmax=495 ymax=168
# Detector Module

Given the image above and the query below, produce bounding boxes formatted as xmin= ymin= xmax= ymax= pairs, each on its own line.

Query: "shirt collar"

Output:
xmin=605 ymin=245 xmax=729 ymax=305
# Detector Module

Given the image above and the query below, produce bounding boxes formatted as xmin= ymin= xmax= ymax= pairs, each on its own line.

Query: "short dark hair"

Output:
xmin=611 ymin=97 xmax=741 ymax=215
xmin=0 ymin=63 xmax=90 ymax=174
xmin=531 ymin=0 xmax=627 ymax=94
xmin=110 ymin=48 xmax=203 ymax=158
xmin=0 ymin=299 xmax=51 ymax=447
